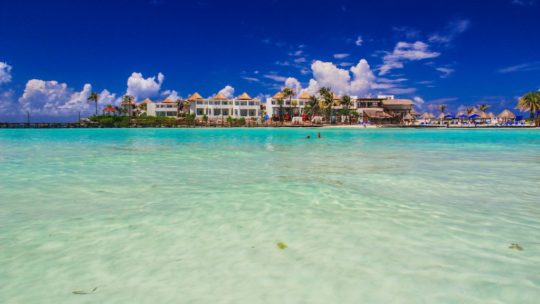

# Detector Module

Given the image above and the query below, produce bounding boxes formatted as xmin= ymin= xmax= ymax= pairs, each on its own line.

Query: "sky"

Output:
xmin=1 ymin=0 xmax=540 ymax=122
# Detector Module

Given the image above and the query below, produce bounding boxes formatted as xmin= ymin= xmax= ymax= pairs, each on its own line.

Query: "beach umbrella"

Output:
xmin=468 ymin=113 xmax=480 ymax=119
xmin=458 ymin=113 xmax=468 ymax=119
xmin=444 ymin=114 xmax=455 ymax=120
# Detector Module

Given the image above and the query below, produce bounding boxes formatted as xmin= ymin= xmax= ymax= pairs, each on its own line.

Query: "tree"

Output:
xmin=87 ymin=92 xmax=99 ymax=116
xmin=306 ymin=95 xmax=320 ymax=120
xmin=281 ymin=87 xmax=294 ymax=125
xmin=277 ymin=98 xmax=285 ymax=124
xmin=479 ymin=103 xmax=490 ymax=112
xmin=122 ymin=95 xmax=135 ymax=117
xmin=318 ymin=87 xmax=334 ymax=124
xmin=176 ymin=99 xmax=184 ymax=117
xmin=437 ymin=104 xmax=447 ymax=114
xmin=341 ymin=95 xmax=352 ymax=124
xmin=517 ymin=91 xmax=540 ymax=126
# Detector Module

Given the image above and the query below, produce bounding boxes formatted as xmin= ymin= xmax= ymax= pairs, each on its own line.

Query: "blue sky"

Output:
xmin=1 ymin=0 xmax=539 ymax=121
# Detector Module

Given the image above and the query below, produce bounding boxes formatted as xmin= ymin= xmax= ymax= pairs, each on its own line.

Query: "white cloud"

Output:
xmin=284 ymin=77 xmax=302 ymax=95
xmin=18 ymin=79 xmax=93 ymax=116
xmin=413 ymin=96 xmax=425 ymax=108
xmin=355 ymin=36 xmax=363 ymax=46
xmin=294 ymin=57 xmax=307 ymax=63
xmin=429 ymin=19 xmax=470 ymax=45
xmin=333 ymin=53 xmax=350 ymax=59
xmin=511 ymin=0 xmax=536 ymax=6
xmin=264 ymin=74 xmax=288 ymax=82
xmin=242 ymin=76 xmax=260 ymax=82
xmin=0 ymin=90 xmax=17 ymax=114
xmin=0 ymin=62 xmax=13 ymax=84
xmin=126 ymin=72 xmax=164 ymax=100
xmin=498 ymin=61 xmax=540 ymax=73
xmin=282 ymin=58 xmax=415 ymax=97
xmin=161 ymin=89 xmax=181 ymax=101
xmin=436 ymin=67 xmax=454 ymax=78
xmin=379 ymin=41 xmax=440 ymax=75
xmin=218 ymin=85 xmax=235 ymax=98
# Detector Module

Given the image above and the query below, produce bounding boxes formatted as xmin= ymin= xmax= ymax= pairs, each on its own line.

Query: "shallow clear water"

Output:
xmin=1 ymin=128 xmax=539 ymax=303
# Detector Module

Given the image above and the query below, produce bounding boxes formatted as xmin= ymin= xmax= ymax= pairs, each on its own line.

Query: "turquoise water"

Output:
xmin=1 ymin=128 xmax=539 ymax=303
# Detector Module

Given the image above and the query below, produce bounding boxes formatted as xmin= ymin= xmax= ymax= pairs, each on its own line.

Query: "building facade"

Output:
xmin=146 ymin=98 xmax=178 ymax=117
xmin=189 ymin=92 xmax=261 ymax=119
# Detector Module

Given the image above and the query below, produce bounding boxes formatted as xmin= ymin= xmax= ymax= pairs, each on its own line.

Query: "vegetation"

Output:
xmin=479 ymin=103 xmax=490 ymax=112
xmin=517 ymin=91 xmax=540 ymax=126
xmin=87 ymin=92 xmax=99 ymax=116
xmin=437 ymin=104 xmax=447 ymax=114
xmin=318 ymin=87 xmax=334 ymax=123
xmin=341 ymin=95 xmax=352 ymax=124
xmin=281 ymin=87 xmax=295 ymax=124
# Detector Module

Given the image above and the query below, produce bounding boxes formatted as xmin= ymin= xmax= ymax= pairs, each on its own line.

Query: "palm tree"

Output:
xmin=479 ymin=103 xmax=490 ymax=112
xmin=318 ymin=87 xmax=334 ymax=124
xmin=437 ymin=104 xmax=447 ymax=114
xmin=341 ymin=95 xmax=352 ymax=124
xmin=306 ymin=95 xmax=319 ymax=118
xmin=122 ymin=95 xmax=135 ymax=117
xmin=87 ymin=92 xmax=99 ymax=116
xmin=277 ymin=98 xmax=284 ymax=125
xmin=282 ymin=87 xmax=294 ymax=125
xmin=517 ymin=91 xmax=540 ymax=126
xmin=176 ymin=99 xmax=183 ymax=117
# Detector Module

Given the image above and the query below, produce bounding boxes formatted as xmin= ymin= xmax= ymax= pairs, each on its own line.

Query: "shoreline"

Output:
xmin=0 ymin=123 xmax=537 ymax=130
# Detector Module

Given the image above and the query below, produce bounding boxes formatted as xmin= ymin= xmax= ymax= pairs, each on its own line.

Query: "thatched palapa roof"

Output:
xmin=237 ymin=92 xmax=252 ymax=100
xmin=498 ymin=109 xmax=516 ymax=120
xmin=298 ymin=91 xmax=310 ymax=100
xmin=188 ymin=92 xmax=204 ymax=101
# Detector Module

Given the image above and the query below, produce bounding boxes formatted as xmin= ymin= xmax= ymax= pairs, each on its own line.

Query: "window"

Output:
xmin=249 ymin=101 xmax=254 ymax=106
xmin=222 ymin=109 xmax=229 ymax=116
xmin=299 ymin=101 xmax=304 ymax=106
xmin=196 ymin=109 xmax=204 ymax=115
xmin=248 ymin=109 xmax=256 ymax=116
xmin=214 ymin=109 xmax=221 ymax=116
xmin=272 ymin=101 xmax=276 ymax=105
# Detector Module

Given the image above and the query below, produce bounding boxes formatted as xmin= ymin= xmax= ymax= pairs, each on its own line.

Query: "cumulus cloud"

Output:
xmin=0 ymin=62 xmax=13 ymax=84
xmin=285 ymin=59 xmax=377 ymax=96
xmin=126 ymin=72 xmax=164 ymax=100
xmin=284 ymin=77 xmax=302 ymax=95
xmin=97 ymin=89 xmax=118 ymax=105
xmin=379 ymin=41 xmax=440 ymax=75
xmin=161 ymin=89 xmax=181 ymax=101
xmin=218 ymin=85 xmax=235 ymax=98
xmin=0 ymin=90 xmax=17 ymax=115
xmin=18 ymin=79 xmax=93 ymax=116
xmin=280 ymin=58 xmax=415 ymax=97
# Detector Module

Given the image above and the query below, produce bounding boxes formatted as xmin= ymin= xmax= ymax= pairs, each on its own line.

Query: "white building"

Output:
xmin=146 ymin=98 xmax=178 ymax=117
xmin=189 ymin=92 xmax=260 ymax=119
xmin=265 ymin=91 xmax=312 ymax=117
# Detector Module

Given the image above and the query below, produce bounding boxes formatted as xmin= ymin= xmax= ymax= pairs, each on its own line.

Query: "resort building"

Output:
xmin=266 ymin=91 xmax=312 ymax=117
xmin=146 ymin=98 xmax=178 ymax=117
xmin=189 ymin=92 xmax=261 ymax=119
xmin=266 ymin=92 xmax=415 ymax=123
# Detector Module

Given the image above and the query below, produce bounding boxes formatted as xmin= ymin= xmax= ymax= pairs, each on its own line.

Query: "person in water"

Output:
xmin=317 ymin=132 xmax=321 ymax=138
